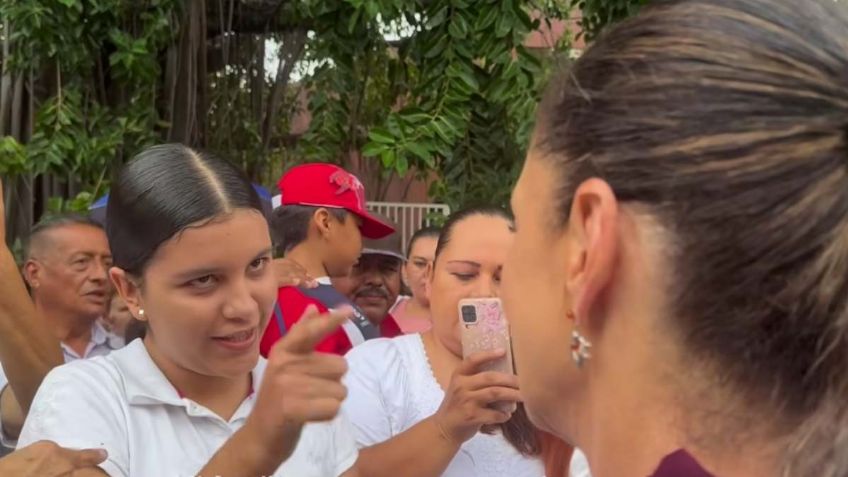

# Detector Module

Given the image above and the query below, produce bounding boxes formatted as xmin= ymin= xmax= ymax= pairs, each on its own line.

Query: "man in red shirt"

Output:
xmin=332 ymin=233 xmax=405 ymax=339
xmin=260 ymin=163 xmax=395 ymax=357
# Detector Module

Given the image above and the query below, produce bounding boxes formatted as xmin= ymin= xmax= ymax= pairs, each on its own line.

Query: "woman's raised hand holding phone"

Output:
xmin=432 ymin=349 xmax=522 ymax=445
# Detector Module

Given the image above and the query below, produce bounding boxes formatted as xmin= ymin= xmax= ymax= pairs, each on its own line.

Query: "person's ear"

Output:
xmin=23 ymin=259 xmax=42 ymax=289
xmin=109 ymin=268 xmax=146 ymax=322
xmin=313 ymin=208 xmax=334 ymax=240
xmin=564 ymin=178 xmax=620 ymax=324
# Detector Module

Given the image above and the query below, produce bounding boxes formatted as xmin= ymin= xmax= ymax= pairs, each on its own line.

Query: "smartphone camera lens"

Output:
xmin=461 ymin=305 xmax=477 ymax=324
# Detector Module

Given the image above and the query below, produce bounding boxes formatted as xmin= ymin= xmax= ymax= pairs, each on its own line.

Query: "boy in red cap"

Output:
xmin=259 ymin=163 xmax=396 ymax=357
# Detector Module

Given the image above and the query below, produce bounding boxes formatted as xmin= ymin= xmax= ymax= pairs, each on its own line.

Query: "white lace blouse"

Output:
xmin=343 ymin=334 xmax=545 ymax=477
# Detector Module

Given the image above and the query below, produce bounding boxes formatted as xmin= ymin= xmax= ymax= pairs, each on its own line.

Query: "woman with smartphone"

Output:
xmin=500 ymin=0 xmax=848 ymax=476
xmin=16 ymin=145 xmax=360 ymax=477
xmin=342 ymin=207 xmax=562 ymax=476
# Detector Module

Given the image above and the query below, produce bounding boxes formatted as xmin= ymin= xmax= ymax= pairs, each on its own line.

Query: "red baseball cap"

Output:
xmin=277 ymin=163 xmax=395 ymax=239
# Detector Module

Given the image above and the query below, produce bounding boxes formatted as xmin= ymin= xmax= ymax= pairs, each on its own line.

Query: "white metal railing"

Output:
xmin=367 ymin=202 xmax=450 ymax=251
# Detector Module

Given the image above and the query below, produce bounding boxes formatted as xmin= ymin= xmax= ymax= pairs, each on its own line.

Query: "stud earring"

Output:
xmin=138 ymin=309 xmax=145 ymax=318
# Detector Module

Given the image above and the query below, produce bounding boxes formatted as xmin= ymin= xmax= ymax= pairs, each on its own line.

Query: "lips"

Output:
xmin=210 ymin=328 xmax=259 ymax=352
xmin=84 ymin=290 xmax=107 ymax=302
xmin=213 ymin=329 xmax=255 ymax=343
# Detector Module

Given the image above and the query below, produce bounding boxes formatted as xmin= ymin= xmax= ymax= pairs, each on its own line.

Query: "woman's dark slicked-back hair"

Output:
xmin=107 ymin=144 xmax=265 ymax=275
xmin=535 ymin=0 xmax=848 ymax=474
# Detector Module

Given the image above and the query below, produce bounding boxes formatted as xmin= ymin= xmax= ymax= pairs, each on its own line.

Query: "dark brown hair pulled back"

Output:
xmin=535 ymin=0 xmax=848 ymax=475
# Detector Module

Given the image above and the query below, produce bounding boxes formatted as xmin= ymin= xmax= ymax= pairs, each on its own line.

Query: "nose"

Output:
xmin=470 ymin=274 xmax=497 ymax=298
xmin=89 ymin=260 xmax=109 ymax=283
xmin=222 ymin=277 xmax=257 ymax=321
xmin=362 ymin=269 xmax=383 ymax=287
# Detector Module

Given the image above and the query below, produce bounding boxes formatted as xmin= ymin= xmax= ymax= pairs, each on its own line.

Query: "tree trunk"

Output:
xmin=196 ymin=0 xmax=209 ymax=147
xmin=10 ymin=74 xmax=24 ymax=140
xmin=0 ymin=19 xmax=12 ymax=136
xmin=250 ymin=34 xmax=266 ymax=128
xmin=261 ymin=28 xmax=306 ymax=151
xmin=167 ymin=0 xmax=203 ymax=144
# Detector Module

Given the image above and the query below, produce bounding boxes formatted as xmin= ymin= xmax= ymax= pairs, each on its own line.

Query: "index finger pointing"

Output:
xmin=276 ymin=305 xmax=353 ymax=354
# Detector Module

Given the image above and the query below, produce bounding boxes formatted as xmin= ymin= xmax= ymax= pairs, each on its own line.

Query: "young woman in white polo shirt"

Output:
xmin=17 ymin=144 xmax=360 ymax=477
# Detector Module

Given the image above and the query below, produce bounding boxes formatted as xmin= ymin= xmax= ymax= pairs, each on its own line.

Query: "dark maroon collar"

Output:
xmin=650 ymin=449 xmax=714 ymax=477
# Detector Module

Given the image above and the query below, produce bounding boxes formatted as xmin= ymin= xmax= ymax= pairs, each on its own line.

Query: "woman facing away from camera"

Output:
xmin=500 ymin=0 xmax=848 ymax=476
xmin=343 ymin=206 xmax=576 ymax=477
xmin=16 ymin=144 xmax=360 ymax=476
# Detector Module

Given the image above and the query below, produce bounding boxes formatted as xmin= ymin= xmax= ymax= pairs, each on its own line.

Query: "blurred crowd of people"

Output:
xmin=0 ymin=0 xmax=846 ymax=476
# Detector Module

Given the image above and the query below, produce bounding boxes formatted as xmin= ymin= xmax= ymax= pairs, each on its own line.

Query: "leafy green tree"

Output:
xmin=0 ymin=0 xmax=644 ymax=245
xmin=576 ymin=0 xmax=650 ymax=40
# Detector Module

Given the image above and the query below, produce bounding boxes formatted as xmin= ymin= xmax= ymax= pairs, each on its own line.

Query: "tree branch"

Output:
xmin=262 ymin=28 xmax=307 ymax=151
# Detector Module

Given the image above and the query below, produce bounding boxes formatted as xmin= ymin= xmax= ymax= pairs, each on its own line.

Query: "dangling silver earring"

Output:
xmin=138 ymin=309 xmax=145 ymax=318
xmin=570 ymin=329 xmax=592 ymax=368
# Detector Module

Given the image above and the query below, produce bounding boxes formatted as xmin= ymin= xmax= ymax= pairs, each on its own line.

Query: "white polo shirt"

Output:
xmin=17 ymin=339 xmax=358 ymax=477
xmin=0 ymin=321 xmax=120 ymax=447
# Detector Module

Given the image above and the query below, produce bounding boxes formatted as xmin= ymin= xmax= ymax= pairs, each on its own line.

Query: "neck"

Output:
xmin=285 ymin=246 xmax=329 ymax=279
xmin=420 ymin=330 xmax=462 ymax=389
xmin=404 ymin=296 xmax=430 ymax=318
xmin=143 ymin=336 xmax=251 ymax=421
xmin=36 ymin=300 xmax=94 ymax=350
xmin=578 ymin=368 xmax=683 ymax=477
xmin=365 ymin=314 xmax=385 ymax=326
xmin=578 ymin=357 xmax=781 ymax=477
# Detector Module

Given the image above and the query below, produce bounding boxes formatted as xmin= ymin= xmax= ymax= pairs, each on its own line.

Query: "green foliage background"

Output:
xmin=0 ymin=0 xmax=645 ymax=244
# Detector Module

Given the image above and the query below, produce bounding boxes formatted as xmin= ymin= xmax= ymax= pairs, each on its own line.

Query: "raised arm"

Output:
xmin=0 ymin=179 xmax=63 ymax=414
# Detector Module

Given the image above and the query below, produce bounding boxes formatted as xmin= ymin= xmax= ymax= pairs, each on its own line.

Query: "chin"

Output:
xmin=218 ymin=355 xmax=260 ymax=377
xmin=523 ymin=397 xmax=568 ymax=440
xmin=79 ymin=309 xmax=104 ymax=323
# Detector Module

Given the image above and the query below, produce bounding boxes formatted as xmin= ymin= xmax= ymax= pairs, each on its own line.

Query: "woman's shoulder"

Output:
xmin=343 ymin=334 xmax=429 ymax=397
xmin=43 ymin=349 xmax=125 ymax=390
xmin=345 ymin=334 xmax=423 ymax=369
xmin=36 ymin=340 xmax=164 ymax=405
xmin=17 ymin=348 xmax=132 ymax=452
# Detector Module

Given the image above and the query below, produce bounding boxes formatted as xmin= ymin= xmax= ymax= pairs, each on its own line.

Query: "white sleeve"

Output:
xmin=330 ymin=412 xmax=359 ymax=476
xmin=342 ymin=338 xmax=407 ymax=447
xmin=0 ymin=363 xmax=16 ymax=449
xmin=17 ymin=361 xmax=129 ymax=477
xmin=569 ymin=449 xmax=592 ymax=477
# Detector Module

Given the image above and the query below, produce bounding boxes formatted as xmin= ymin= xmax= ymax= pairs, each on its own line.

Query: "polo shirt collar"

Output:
xmin=113 ymin=339 xmax=267 ymax=409
xmin=60 ymin=322 xmax=112 ymax=359
xmin=91 ymin=321 xmax=109 ymax=346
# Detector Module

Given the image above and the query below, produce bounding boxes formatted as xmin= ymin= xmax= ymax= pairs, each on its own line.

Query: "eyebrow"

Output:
xmin=68 ymin=251 xmax=113 ymax=260
xmin=446 ymin=260 xmax=481 ymax=267
xmin=174 ymin=247 xmax=272 ymax=280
